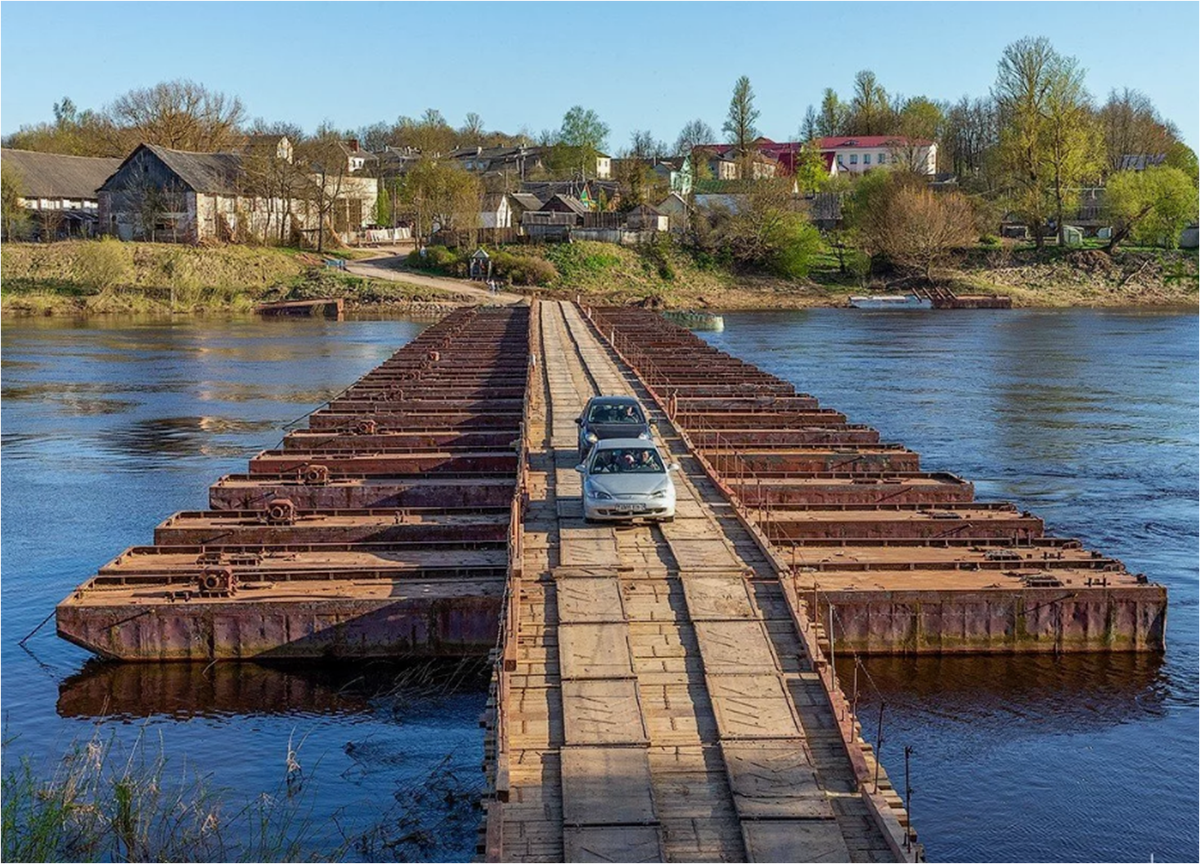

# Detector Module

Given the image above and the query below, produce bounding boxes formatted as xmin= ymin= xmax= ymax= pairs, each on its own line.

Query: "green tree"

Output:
xmin=817 ymin=88 xmax=849 ymax=137
xmin=792 ymin=142 xmax=829 ymax=194
xmin=1104 ymin=166 xmax=1199 ymax=251
xmin=993 ymin=36 xmax=1059 ymax=248
xmin=849 ymin=71 xmax=893 ymax=135
xmin=399 ymin=158 xmax=482 ymax=241
xmin=722 ymin=76 xmax=760 ymax=158
xmin=1164 ymin=142 xmax=1199 ymax=184
xmin=1041 ymin=52 xmax=1101 ymax=245
xmin=559 ymin=106 xmax=609 ymax=151
xmin=1 ymin=161 xmax=32 ymax=239
xmin=556 ymin=106 xmax=610 ymax=178
xmin=699 ymin=180 xmax=820 ymax=278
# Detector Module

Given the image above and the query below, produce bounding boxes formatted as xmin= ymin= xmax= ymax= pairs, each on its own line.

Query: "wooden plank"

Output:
xmin=563 ymin=826 xmax=662 ymax=862
xmin=693 ymin=620 xmax=779 ymax=673
xmin=722 ymin=741 xmax=832 ymax=819
xmin=562 ymin=679 xmax=648 ymax=745
xmin=682 ymin=575 xmax=759 ymax=621
xmin=741 ymin=820 xmax=851 ymax=863
xmin=561 ymin=526 xmax=619 ymax=567
xmin=706 ymin=674 xmax=801 ymax=740
xmin=559 ymin=623 xmax=636 ymax=680
xmin=561 ymin=746 xmax=656 ymax=826
xmin=557 ymin=578 xmax=624 ymax=623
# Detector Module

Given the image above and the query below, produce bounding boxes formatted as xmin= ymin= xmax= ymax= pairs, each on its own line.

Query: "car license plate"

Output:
xmin=614 ymin=504 xmax=642 ymax=512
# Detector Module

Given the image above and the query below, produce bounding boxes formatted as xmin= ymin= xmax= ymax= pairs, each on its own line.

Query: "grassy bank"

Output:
xmin=409 ymin=238 xmax=1197 ymax=310
xmin=410 ymin=240 xmax=843 ymax=310
xmin=1 ymin=241 xmax=462 ymax=316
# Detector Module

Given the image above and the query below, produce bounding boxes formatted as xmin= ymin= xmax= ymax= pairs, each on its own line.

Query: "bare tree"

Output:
xmin=856 ymin=174 xmax=977 ymax=281
xmin=296 ymin=131 xmax=353 ymax=252
xmin=673 ymin=119 xmax=715 ymax=158
xmin=107 ymin=79 xmax=245 ymax=152
xmin=1099 ymin=88 xmax=1175 ymax=174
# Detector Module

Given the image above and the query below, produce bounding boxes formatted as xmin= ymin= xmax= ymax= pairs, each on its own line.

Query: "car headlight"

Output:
xmin=586 ymin=486 xmax=613 ymax=500
xmin=586 ymin=433 xmax=599 ymax=443
xmin=637 ymin=431 xmax=650 ymax=439
xmin=650 ymin=489 xmax=667 ymax=499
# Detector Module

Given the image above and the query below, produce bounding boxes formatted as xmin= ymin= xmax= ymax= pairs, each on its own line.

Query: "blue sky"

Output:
xmin=2 ymin=2 xmax=1197 ymax=152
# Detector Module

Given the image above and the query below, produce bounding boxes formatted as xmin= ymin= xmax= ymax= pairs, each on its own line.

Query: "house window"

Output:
xmin=849 ymin=154 xmax=858 ymax=165
xmin=880 ymin=153 xmax=888 ymax=164
xmin=863 ymin=154 xmax=871 ymax=166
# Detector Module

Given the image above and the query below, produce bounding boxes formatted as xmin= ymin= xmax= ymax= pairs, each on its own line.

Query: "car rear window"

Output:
xmin=587 ymin=403 xmax=645 ymax=424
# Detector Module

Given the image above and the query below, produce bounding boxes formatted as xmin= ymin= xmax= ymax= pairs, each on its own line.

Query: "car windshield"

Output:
xmin=590 ymin=447 xmax=665 ymax=474
xmin=587 ymin=402 xmax=644 ymax=424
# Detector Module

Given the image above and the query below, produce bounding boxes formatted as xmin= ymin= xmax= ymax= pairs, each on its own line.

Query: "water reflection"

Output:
xmin=845 ymin=653 xmax=1169 ymax=736
xmin=95 ymin=416 xmax=282 ymax=458
xmin=57 ymin=658 xmax=488 ymax=721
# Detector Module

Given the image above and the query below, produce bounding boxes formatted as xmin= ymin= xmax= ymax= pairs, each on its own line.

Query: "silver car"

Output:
xmin=575 ymin=395 xmax=652 ymax=462
xmin=576 ymin=438 xmax=678 ymax=523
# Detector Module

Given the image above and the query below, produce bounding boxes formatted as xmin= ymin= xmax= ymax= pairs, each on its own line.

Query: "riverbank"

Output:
xmin=3 ymin=240 xmax=1195 ymax=316
xmin=0 ymin=241 xmax=465 ymax=317
xmin=407 ymin=239 xmax=1199 ymax=310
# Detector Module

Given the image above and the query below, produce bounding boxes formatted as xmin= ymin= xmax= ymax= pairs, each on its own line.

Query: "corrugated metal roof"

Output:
xmin=1 ymin=149 xmax=123 ymax=200
xmin=145 ymin=144 xmax=244 ymax=193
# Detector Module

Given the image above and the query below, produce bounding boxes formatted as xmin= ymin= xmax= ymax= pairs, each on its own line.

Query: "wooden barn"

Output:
xmin=98 ymin=143 xmax=376 ymax=244
xmin=1 ymin=148 xmax=123 ymax=238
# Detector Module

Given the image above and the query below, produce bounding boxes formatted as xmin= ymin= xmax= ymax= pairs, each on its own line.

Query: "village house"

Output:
xmin=816 ymin=136 xmax=937 ymax=175
xmin=696 ymin=136 xmax=938 ymax=178
xmin=520 ymin=179 xmax=621 ymax=211
xmin=479 ymin=192 xmax=516 ymax=228
xmin=656 ymin=192 xmax=690 ymax=231
xmin=594 ymin=152 xmax=612 ymax=179
xmin=652 ymin=157 xmax=693 ymax=195
xmin=1 ymin=148 xmax=123 ymax=237
xmin=98 ymin=142 xmax=376 ymax=244
xmin=624 ymin=203 xmax=669 ymax=232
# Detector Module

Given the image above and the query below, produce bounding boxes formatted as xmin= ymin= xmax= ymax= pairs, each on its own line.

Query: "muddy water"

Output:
xmin=702 ymin=309 xmax=1198 ymax=863
xmin=1 ymin=314 xmax=489 ymax=861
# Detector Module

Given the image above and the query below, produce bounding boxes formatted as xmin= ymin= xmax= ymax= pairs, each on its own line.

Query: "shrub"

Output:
xmin=854 ymin=173 xmax=978 ymax=280
xmin=491 ymin=250 xmax=557 ymax=286
xmin=979 ymin=234 xmax=1001 ymax=247
xmin=74 ymin=238 xmax=134 ymax=293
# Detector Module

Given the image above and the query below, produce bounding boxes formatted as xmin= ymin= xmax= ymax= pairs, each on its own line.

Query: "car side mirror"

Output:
xmin=669 ymin=463 xmax=681 ymax=472
xmin=574 ymin=464 xmax=587 ymax=473
xmin=574 ymin=417 xmax=582 ymax=425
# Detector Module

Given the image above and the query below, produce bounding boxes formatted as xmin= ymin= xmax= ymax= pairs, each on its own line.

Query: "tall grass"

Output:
xmin=1 ymin=728 xmax=337 ymax=862
xmin=2 ymin=659 xmax=492 ymax=862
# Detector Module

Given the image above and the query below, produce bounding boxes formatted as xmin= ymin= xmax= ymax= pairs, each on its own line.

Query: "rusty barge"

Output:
xmin=57 ymin=305 xmax=530 ymax=660
xmin=57 ymin=302 xmax=1165 ymax=661
xmin=589 ymin=306 xmax=1165 ymax=654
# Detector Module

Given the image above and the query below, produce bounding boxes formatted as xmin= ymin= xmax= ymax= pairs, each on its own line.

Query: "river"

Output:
xmin=702 ymin=309 xmax=1198 ymax=863
xmin=1 ymin=314 xmax=488 ymax=861
xmin=2 ymin=309 xmax=1196 ymax=862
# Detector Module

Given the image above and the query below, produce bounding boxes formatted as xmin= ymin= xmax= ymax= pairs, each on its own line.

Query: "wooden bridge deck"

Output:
xmin=488 ymin=301 xmax=913 ymax=862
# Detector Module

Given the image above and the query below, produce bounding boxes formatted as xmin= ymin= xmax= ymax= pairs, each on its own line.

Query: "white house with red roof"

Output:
xmin=698 ymin=136 xmax=937 ymax=178
xmin=816 ymin=136 xmax=936 ymax=175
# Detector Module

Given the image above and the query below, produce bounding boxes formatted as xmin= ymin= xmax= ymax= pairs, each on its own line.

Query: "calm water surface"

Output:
xmin=2 ymin=309 xmax=1196 ymax=862
xmin=2 ymin=314 xmax=490 ymax=861
xmin=704 ymin=309 xmax=1198 ymax=863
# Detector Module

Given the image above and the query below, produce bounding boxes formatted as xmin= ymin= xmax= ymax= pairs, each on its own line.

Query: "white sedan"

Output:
xmin=576 ymin=438 xmax=678 ymax=523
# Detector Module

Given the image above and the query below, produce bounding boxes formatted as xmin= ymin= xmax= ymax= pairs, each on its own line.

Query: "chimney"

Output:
xmin=346 ymin=138 xmax=360 ymax=152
